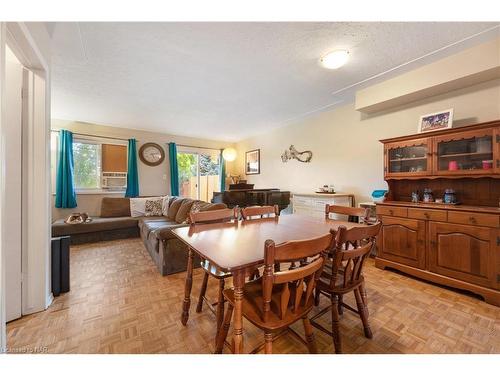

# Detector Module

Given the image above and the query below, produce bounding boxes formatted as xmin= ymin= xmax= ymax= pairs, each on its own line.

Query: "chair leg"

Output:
xmin=264 ymin=332 xmax=273 ymax=354
xmin=302 ymin=316 xmax=317 ymax=354
xmin=331 ymin=294 xmax=342 ymax=354
xmin=196 ymin=271 xmax=209 ymax=313
xmin=354 ymin=287 xmax=372 ymax=339
xmin=314 ymin=288 xmax=321 ymax=306
xmin=359 ymin=282 xmax=368 ymax=317
xmin=338 ymin=295 xmax=344 ymax=315
xmin=216 ymin=279 xmax=226 ymax=335
xmin=215 ymin=303 xmax=233 ymax=354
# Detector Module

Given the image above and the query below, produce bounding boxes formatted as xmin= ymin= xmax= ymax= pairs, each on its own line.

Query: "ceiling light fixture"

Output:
xmin=222 ymin=148 xmax=237 ymax=162
xmin=320 ymin=50 xmax=350 ymax=69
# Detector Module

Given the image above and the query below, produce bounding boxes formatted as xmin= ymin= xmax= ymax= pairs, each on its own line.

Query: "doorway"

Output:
xmin=177 ymin=148 xmax=221 ymax=202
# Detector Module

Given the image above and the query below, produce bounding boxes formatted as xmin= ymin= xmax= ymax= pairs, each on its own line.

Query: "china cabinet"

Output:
xmin=376 ymin=120 xmax=500 ymax=306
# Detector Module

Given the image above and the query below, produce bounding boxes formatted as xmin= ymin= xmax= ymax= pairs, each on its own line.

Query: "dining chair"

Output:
xmin=310 ymin=222 xmax=381 ymax=353
xmin=189 ymin=207 xmax=239 ymax=335
xmin=241 ymin=205 xmax=280 ymax=220
xmin=325 ymin=204 xmax=370 ymax=223
xmin=215 ymin=231 xmax=335 ymax=354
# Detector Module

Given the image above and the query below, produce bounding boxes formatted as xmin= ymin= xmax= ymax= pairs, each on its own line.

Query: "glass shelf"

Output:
xmin=437 ymin=135 xmax=493 ymax=172
xmin=388 ymin=143 xmax=428 ymax=174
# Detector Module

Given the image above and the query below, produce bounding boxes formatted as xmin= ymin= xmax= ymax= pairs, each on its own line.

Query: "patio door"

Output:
xmin=177 ymin=148 xmax=221 ymax=201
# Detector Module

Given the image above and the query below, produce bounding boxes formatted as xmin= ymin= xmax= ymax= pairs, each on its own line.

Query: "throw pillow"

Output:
xmin=162 ymin=195 xmax=171 ymax=216
xmin=175 ymin=199 xmax=196 ymax=224
xmin=130 ymin=196 xmax=162 ymax=217
xmin=145 ymin=198 xmax=163 ymax=216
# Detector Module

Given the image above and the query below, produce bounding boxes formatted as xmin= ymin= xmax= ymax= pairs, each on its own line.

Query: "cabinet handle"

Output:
xmin=469 ymin=217 xmax=477 ymax=224
xmin=389 ymin=209 xmax=394 ymax=215
xmin=430 ymin=240 xmax=436 ymax=246
xmin=424 ymin=213 xmax=430 ymax=219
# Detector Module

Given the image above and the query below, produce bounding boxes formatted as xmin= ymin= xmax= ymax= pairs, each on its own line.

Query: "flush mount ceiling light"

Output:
xmin=222 ymin=147 xmax=237 ymax=162
xmin=320 ymin=50 xmax=350 ymax=69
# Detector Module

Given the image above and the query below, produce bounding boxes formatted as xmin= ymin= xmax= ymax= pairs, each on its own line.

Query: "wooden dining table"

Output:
xmin=172 ymin=214 xmax=366 ymax=354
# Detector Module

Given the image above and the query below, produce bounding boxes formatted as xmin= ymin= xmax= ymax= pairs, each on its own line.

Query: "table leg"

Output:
xmin=231 ymin=269 xmax=245 ymax=354
xmin=181 ymin=247 xmax=194 ymax=326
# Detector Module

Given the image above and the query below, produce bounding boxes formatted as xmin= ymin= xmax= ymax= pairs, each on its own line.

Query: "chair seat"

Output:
xmin=316 ymin=265 xmax=364 ymax=294
xmin=223 ymin=279 xmax=315 ymax=332
xmin=200 ymin=259 xmax=232 ymax=279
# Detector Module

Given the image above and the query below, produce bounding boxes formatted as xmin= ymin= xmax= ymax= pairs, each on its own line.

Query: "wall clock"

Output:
xmin=139 ymin=142 xmax=165 ymax=166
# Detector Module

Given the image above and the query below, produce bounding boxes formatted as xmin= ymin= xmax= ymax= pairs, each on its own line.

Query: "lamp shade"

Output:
xmin=222 ymin=147 xmax=237 ymax=162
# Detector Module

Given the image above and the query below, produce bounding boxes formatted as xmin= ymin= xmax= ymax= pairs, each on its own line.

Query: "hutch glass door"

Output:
xmin=433 ymin=129 xmax=494 ymax=175
xmin=385 ymin=138 xmax=431 ymax=177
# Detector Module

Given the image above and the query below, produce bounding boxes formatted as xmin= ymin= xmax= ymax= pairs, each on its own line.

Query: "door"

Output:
xmin=177 ymin=149 xmax=221 ymax=201
xmin=384 ymin=138 xmax=432 ymax=178
xmin=378 ymin=216 xmax=426 ymax=269
xmin=432 ymin=128 xmax=495 ymax=176
xmin=5 ymin=53 xmax=23 ymax=321
xmin=429 ymin=222 xmax=494 ymax=288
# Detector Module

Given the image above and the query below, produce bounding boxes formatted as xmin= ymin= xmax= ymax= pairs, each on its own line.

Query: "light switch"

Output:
xmin=162 ymin=174 xmax=167 ymax=180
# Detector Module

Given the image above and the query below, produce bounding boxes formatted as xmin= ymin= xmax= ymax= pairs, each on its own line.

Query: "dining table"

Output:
xmin=172 ymin=213 xmax=367 ymax=354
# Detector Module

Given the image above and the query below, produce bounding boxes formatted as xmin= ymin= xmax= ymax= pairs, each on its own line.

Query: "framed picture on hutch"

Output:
xmin=418 ymin=109 xmax=453 ymax=133
xmin=245 ymin=149 xmax=260 ymax=175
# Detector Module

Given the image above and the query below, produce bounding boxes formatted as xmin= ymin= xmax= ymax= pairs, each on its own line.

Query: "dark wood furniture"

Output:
xmin=377 ymin=120 xmax=500 ymax=306
xmin=215 ymin=231 xmax=334 ymax=354
xmin=212 ymin=188 xmax=291 ymax=212
xmin=172 ymin=214 xmax=367 ymax=354
xmin=241 ymin=205 xmax=280 ymax=220
xmin=183 ymin=208 xmax=238 ymax=334
xmin=311 ymin=223 xmax=381 ymax=353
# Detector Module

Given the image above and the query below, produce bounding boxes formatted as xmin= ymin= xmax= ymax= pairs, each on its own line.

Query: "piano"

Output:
xmin=211 ymin=184 xmax=291 ymax=212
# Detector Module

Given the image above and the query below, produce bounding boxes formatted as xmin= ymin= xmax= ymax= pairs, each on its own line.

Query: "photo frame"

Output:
xmin=245 ymin=149 xmax=260 ymax=175
xmin=418 ymin=109 xmax=453 ymax=133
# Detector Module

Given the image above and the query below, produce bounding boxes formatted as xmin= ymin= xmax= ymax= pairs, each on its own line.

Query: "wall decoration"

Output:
xmin=245 ymin=149 xmax=260 ymax=175
xmin=281 ymin=145 xmax=313 ymax=163
xmin=139 ymin=142 xmax=165 ymax=166
xmin=418 ymin=109 xmax=453 ymax=133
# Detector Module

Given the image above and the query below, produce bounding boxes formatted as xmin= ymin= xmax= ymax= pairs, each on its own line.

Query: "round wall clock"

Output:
xmin=139 ymin=142 xmax=165 ymax=166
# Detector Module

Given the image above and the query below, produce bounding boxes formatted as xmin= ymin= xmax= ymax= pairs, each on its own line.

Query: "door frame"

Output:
xmin=0 ymin=22 xmax=51 ymax=351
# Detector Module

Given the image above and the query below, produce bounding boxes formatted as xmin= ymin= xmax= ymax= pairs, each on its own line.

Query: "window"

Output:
xmin=51 ymin=131 xmax=128 ymax=193
xmin=177 ymin=148 xmax=221 ymax=201
xmin=73 ymin=141 xmax=102 ymax=189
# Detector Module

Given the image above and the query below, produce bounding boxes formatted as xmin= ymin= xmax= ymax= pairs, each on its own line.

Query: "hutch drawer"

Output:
xmin=447 ymin=211 xmax=499 ymax=228
xmin=376 ymin=205 xmax=407 ymax=218
xmin=407 ymin=208 xmax=447 ymax=221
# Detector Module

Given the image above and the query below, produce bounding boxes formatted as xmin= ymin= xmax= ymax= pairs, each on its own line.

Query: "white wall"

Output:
xmin=234 ymin=79 xmax=500 ymax=204
xmin=51 ymin=119 xmax=235 ymax=220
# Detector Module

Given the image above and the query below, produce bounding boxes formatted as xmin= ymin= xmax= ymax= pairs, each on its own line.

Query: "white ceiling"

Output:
xmin=49 ymin=22 xmax=500 ymax=142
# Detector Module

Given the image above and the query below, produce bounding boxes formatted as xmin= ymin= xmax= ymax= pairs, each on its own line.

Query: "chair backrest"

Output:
xmin=261 ymin=231 xmax=335 ymax=322
xmin=328 ymin=222 xmax=381 ymax=290
xmin=189 ymin=207 xmax=238 ymax=225
xmin=325 ymin=204 xmax=369 ymax=223
xmin=241 ymin=205 xmax=280 ymax=220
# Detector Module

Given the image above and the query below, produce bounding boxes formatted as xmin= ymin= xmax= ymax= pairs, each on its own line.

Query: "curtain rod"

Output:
xmin=51 ymin=130 xmax=223 ymax=151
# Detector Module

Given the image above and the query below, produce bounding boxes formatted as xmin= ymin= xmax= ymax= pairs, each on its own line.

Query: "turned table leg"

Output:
xmin=231 ymin=269 xmax=245 ymax=354
xmin=181 ymin=247 xmax=195 ymax=326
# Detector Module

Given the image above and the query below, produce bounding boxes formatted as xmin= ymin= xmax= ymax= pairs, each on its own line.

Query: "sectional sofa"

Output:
xmin=52 ymin=196 xmax=226 ymax=275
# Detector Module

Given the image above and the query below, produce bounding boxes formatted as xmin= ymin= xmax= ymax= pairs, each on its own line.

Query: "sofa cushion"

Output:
xmin=52 ymin=217 xmax=138 ymax=237
xmin=175 ymin=199 xmax=196 ymax=224
xmin=100 ymin=197 xmax=131 ymax=217
xmin=167 ymin=197 xmax=186 ymax=220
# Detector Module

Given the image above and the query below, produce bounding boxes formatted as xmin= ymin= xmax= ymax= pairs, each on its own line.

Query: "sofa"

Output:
xmin=51 ymin=196 xmax=226 ymax=275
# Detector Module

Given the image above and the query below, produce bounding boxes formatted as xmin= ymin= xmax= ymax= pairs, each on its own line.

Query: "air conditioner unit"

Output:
xmin=102 ymin=172 xmax=127 ymax=190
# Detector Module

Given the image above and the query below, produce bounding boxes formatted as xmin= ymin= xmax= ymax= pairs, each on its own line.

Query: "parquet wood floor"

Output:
xmin=6 ymin=238 xmax=500 ymax=354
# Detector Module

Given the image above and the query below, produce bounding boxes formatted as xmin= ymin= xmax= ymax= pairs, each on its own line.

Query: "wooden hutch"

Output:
xmin=376 ymin=120 xmax=500 ymax=306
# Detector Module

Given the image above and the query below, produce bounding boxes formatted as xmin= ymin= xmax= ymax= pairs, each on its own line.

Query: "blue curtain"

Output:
xmin=125 ymin=139 xmax=140 ymax=197
xmin=55 ymin=130 xmax=77 ymax=208
xmin=220 ymin=149 xmax=226 ymax=192
xmin=168 ymin=142 xmax=179 ymax=196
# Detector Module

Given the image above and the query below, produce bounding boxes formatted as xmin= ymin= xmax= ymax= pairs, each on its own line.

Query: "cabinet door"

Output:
xmin=378 ymin=216 xmax=426 ymax=269
xmin=494 ymin=128 xmax=500 ymax=174
xmin=384 ymin=138 xmax=432 ymax=178
xmin=429 ymin=222 xmax=494 ymax=288
xmin=432 ymin=128 xmax=495 ymax=176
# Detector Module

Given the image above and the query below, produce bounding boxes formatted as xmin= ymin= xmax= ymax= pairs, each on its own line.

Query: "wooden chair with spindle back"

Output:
xmin=215 ymin=230 xmax=335 ymax=354
xmin=325 ymin=204 xmax=370 ymax=223
xmin=310 ymin=222 xmax=381 ymax=353
xmin=241 ymin=205 xmax=280 ymax=220
xmin=189 ymin=207 xmax=239 ymax=336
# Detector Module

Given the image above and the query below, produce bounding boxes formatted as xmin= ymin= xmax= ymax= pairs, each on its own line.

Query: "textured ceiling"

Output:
xmin=49 ymin=22 xmax=500 ymax=141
